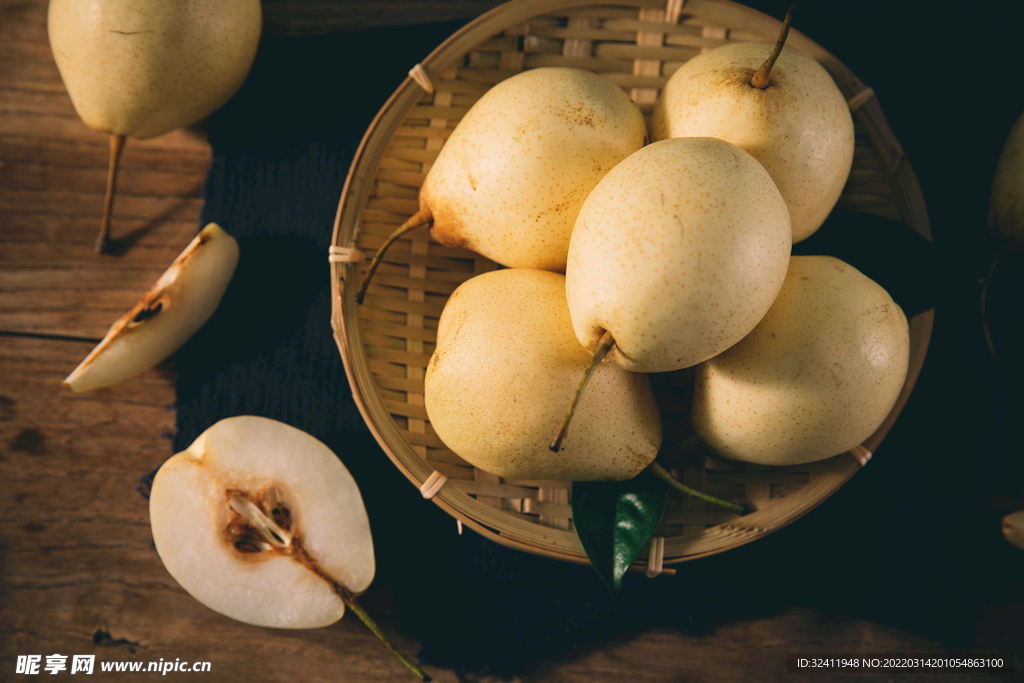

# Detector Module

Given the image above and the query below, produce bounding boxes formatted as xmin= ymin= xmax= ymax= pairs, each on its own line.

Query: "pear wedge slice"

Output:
xmin=63 ymin=223 xmax=239 ymax=393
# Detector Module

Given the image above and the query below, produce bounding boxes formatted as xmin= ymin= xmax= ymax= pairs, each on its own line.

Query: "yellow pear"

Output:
xmin=565 ymin=136 xmax=792 ymax=374
xmin=47 ymin=0 xmax=262 ymax=251
xmin=356 ymin=66 xmax=646 ymax=302
xmin=989 ymin=109 xmax=1024 ymax=251
xmin=1003 ymin=511 xmax=1024 ymax=551
xmin=63 ymin=223 xmax=239 ymax=393
xmin=551 ymin=136 xmax=790 ymax=448
xmin=691 ymin=255 xmax=910 ymax=466
xmin=650 ymin=11 xmax=854 ymax=243
xmin=424 ymin=268 xmax=661 ymax=481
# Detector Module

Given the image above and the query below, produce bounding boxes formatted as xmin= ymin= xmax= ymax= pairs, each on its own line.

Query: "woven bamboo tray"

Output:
xmin=329 ymin=0 xmax=933 ymax=572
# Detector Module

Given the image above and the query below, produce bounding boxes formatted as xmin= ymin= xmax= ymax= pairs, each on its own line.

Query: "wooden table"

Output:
xmin=2 ymin=1 xmax=1021 ymax=681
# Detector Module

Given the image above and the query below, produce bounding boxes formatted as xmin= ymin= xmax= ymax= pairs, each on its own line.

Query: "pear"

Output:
xmin=149 ymin=416 xmax=430 ymax=680
xmin=981 ymin=109 xmax=1024 ymax=362
xmin=650 ymin=9 xmax=854 ymax=243
xmin=565 ymin=136 xmax=792 ymax=374
xmin=63 ymin=223 xmax=239 ymax=393
xmin=552 ymin=136 xmax=790 ymax=449
xmin=356 ymin=66 xmax=647 ymax=303
xmin=988 ymin=109 xmax=1024 ymax=252
xmin=691 ymin=255 xmax=910 ymax=466
xmin=424 ymin=268 xmax=661 ymax=481
xmin=47 ymin=0 xmax=262 ymax=252
xmin=1003 ymin=511 xmax=1024 ymax=551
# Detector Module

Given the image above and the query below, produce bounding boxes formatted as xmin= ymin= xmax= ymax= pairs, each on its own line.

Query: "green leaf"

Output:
xmin=571 ymin=470 xmax=667 ymax=598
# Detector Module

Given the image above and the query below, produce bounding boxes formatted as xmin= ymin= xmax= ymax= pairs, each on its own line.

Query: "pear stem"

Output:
xmin=550 ymin=329 xmax=615 ymax=452
xmin=980 ymin=243 xmax=1004 ymax=363
xmin=354 ymin=207 xmax=433 ymax=305
xmin=648 ymin=461 xmax=749 ymax=515
xmin=751 ymin=5 xmax=796 ymax=90
xmin=344 ymin=597 xmax=432 ymax=682
xmin=98 ymin=134 xmax=126 ymax=254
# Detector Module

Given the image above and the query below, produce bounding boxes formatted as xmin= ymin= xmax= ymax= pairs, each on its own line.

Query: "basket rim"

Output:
xmin=329 ymin=0 xmax=934 ymax=567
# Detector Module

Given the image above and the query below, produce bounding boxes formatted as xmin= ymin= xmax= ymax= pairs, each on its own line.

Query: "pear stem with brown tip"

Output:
xmin=354 ymin=208 xmax=433 ymax=305
xmin=648 ymin=461 xmax=749 ymax=515
xmin=751 ymin=5 xmax=796 ymax=90
xmin=97 ymin=134 xmax=126 ymax=254
xmin=550 ymin=329 xmax=615 ymax=452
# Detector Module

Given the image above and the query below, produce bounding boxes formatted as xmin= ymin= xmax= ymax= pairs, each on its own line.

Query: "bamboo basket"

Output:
xmin=329 ymin=0 xmax=932 ymax=572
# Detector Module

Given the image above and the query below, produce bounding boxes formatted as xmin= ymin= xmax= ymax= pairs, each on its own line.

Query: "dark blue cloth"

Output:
xmin=168 ymin=4 xmax=1024 ymax=676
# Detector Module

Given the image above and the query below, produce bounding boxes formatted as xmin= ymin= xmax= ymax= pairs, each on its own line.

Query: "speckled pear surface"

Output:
xmin=48 ymin=0 xmax=262 ymax=139
xmin=565 ymin=136 xmax=792 ymax=374
xmin=651 ymin=41 xmax=854 ymax=243
xmin=420 ymin=67 xmax=647 ymax=271
xmin=989 ymin=110 xmax=1024 ymax=250
xmin=691 ymin=256 xmax=910 ymax=466
xmin=424 ymin=268 xmax=661 ymax=481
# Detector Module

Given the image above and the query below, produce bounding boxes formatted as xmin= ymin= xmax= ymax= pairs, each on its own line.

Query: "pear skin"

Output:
xmin=651 ymin=40 xmax=854 ymax=243
xmin=566 ymin=137 xmax=792 ymax=374
xmin=417 ymin=67 xmax=646 ymax=271
xmin=425 ymin=269 xmax=661 ymax=481
xmin=47 ymin=0 xmax=262 ymax=140
xmin=989 ymin=110 xmax=1024 ymax=251
xmin=691 ymin=256 xmax=910 ymax=466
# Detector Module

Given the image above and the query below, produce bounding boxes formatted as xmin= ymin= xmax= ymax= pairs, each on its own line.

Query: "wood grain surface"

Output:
xmin=1 ymin=1 xmax=1020 ymax=681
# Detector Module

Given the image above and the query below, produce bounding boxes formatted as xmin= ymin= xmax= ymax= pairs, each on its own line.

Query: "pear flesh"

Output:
xmin=149 ymin=416 xmax=375 ymax=629
xmin=565 ymin=136 xmax=793 ymax=374
xmin=63 ymin=223 xmax=239 ymax=393
xmin=691 ymin=255 xmax=910 ymax=466
xmin=419 ymin=66 xmax=647 ymax=271
xmin=424 ymin=268 xmax=662 ymax=481
xmin=47 ymin=0 xmax=262 ymax=140
xmin=651 ymin=41 xmax=855 ymax=243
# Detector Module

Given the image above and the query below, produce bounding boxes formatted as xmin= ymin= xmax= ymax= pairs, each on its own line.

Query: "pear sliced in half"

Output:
xmin=150 ymin=416 xmax=430 ymax=680
xmin=149 ymin=415 xmax=374 ymax=629
xmin=63 ymin=223 xmax=239 ymax=393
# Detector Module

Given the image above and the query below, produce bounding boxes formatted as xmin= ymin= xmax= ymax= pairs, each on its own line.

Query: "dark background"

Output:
xmin=170 ymin=0 xmax=1024 ymax=676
